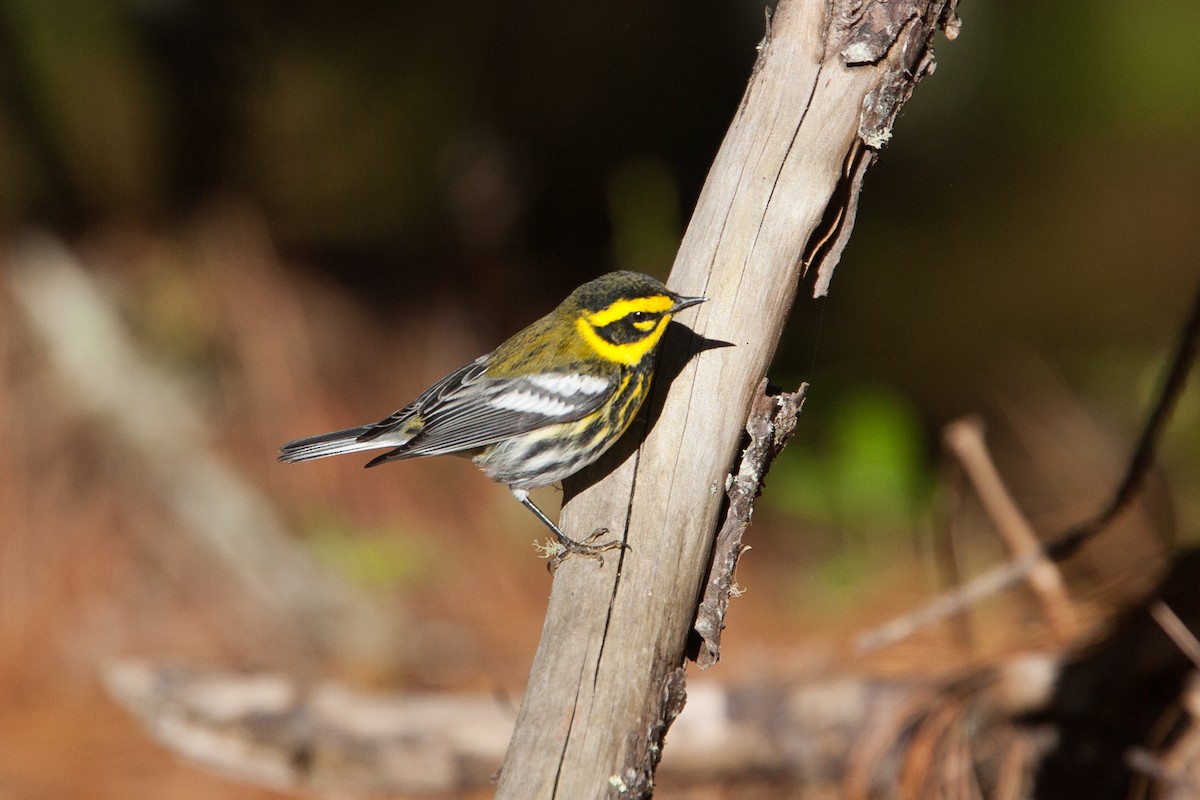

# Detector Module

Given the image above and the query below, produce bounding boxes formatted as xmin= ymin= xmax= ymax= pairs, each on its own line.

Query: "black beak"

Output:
xmin=670 ymin=295 xmax=707 ymax=314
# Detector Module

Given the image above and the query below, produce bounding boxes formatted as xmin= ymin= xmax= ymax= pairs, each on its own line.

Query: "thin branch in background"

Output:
xmin=943 ymin=416 xmax=1078 ymax=642
xmin=931 ymin=454 xmax=977 ymax=651
xmin=859 ymin=281 xmax=1200 ymax=653
xmin=1126 ymin=748 xmax=1200 ymax=800
xmin=1046 ymin=280 xmax=1200 ymax=561
xmin=1127 ymin=672 xmax=1200 ymax=800
xmin=1150 ymin=602 xmax=1200 ymax=672
xmin=5 ymin=233 xmax=393 ymax=664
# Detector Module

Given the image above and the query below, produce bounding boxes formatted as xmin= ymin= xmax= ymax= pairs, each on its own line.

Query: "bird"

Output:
xmin=279 ymin=270 xmax=706 ymax=567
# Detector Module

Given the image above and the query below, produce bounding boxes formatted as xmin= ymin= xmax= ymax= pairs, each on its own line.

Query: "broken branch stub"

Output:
xmin=694 ymin=380 xmax=807 ymax=669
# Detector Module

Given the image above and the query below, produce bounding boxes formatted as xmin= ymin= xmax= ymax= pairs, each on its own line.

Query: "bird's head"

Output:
xmin=568 ymin=271 xmax=706 ymax=366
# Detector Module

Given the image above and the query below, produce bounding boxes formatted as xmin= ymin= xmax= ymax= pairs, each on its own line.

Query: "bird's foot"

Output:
xmin=542 ymin=528 xmax=627 ymax=573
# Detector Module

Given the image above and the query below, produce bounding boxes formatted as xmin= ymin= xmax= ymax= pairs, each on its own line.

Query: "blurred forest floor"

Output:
xmin=1 ymin=214 xmax=1196 ymax=799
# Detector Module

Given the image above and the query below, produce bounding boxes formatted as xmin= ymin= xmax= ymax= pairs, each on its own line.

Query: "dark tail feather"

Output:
xmin=278 ymin=425 xmax=384 ymax=463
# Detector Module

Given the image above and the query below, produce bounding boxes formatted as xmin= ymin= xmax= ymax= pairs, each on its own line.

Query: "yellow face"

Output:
xmin=575 ymin=295 xmax=678 ymax=366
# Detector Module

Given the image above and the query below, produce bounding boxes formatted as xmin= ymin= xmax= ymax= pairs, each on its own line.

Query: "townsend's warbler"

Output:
xmin=279 ymin=271 xmax=706 ymax=565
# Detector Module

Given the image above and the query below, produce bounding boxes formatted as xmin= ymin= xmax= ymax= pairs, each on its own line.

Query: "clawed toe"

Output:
xmin=547 ymin=528 xmax=629 ymax=573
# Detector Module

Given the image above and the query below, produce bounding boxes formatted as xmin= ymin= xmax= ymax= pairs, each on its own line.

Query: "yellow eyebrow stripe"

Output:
xmin=575 ymin=316 xmax=670 ymax=366
xmin=586 ymin=295 xmax=674 ymax=328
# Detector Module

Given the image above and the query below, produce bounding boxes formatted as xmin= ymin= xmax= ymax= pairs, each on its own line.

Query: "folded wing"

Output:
xmin=363 ymin=361 xmax=615 ymax=466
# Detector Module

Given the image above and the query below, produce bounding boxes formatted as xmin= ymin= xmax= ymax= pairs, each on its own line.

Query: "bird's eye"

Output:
xmin=629 ymin=311 xmax=650 ymax=323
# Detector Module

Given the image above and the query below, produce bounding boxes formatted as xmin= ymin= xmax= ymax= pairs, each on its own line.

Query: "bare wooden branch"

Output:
xmin=497 ymin=0 xmax=958 ymax=795
xmin=694 ymin=380 xmax=807 ymax=669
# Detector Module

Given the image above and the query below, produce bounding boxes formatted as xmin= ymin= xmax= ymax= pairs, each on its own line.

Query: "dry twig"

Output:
xmin=943 ymin=417 xmax=1078 ymax=641
xmin=859 ymin=282 xmax=1200 ymax=653
xmin=1150 ymin=602 xmax=1200 ymax=672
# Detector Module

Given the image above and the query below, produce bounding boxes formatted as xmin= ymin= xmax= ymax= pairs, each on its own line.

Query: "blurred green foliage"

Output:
xmin=1 ymin=0 xmax=166 ymax=218
xmin=303 ymin=511 xmax=432 ymax=590
xmin=765 ymin=386 xmax=934 ymax=597
xmin=1004 ymin=1 xmax=1200 ymax=136
xmin=767 ymin=387 xmax=930 ymax=530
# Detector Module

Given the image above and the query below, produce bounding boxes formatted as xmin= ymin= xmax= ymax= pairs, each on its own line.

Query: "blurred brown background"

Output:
xmin=1 ymin=0 xmax=1198 ymax=797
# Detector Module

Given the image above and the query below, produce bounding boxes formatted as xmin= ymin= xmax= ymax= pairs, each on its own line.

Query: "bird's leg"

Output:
xmin=513 ymin=489 xmax=626 ymax=572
